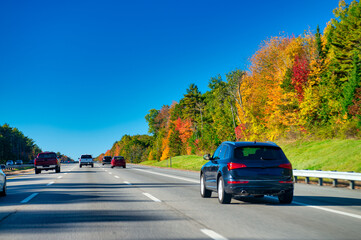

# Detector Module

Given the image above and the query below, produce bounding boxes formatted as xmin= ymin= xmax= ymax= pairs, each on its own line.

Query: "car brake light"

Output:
xmin=227 ymin=180 xmax=249 ymax=184
xmin=227 ymin=162 xmax=247 ymax=170
xmin=279 ymin=163 xmax=292 ymax=169
xmin=279 ymin=180 xmax=293 ymax=183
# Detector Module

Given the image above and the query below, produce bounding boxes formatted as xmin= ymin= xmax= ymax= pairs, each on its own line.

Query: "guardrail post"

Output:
xmin=318 ymin=178 xmax=323 ymax=186
xmin=333 ymin=179 xmax=338 ymax=187
xmin=349 ymin=181 xmax=355 ymax=190
xmin=305 ymin=177 xmax=309 ymax=184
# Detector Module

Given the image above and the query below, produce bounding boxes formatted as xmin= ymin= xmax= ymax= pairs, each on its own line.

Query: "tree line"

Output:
xmin=0 ymin=124 xmax=42 ymax=163
xmin=98 ymin=0 xmax=361 ymax=162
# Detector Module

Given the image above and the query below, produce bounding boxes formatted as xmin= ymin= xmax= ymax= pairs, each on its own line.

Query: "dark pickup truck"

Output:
xmin=34 ymin=152 xmax=61 ymax=174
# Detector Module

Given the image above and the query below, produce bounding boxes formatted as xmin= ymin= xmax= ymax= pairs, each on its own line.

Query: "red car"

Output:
xmin=111 ymin=156 xmax=126 ymax=168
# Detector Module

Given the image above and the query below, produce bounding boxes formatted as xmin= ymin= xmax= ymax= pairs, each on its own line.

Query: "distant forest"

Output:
xmin=98 ymin=0 xmax=360 ymax=162
xmin=0 ymin=124 xmax=73 ymax=163
xmin=0 ymin=124 xmax=41 ymax=163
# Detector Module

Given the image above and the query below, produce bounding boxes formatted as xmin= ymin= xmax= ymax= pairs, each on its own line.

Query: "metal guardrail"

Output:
xmin=293 ymin=170 xmax=361 ymax=189
xmin=2 ymin=164 xmax=34 ymax=170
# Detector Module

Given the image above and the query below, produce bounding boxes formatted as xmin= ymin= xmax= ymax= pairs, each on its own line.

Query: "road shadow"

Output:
xmin=231 ymin=195 xmax=361 ymax=206
xmin=0 ymin=209 xmax=183 ymax=233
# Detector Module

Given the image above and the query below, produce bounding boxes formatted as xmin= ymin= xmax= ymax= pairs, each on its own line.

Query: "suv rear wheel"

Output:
xmin=278 ymin=190 xmax=293 ymax=204
xmin=55 ymin=166 xmax=60 ymax=173
xmin=218 ymin=176 xmax=231 ymax=204
xmin=35 ymin=168 xmax=41 ymax=174
xmin=200 ymin=174 xmax=212 ymax=198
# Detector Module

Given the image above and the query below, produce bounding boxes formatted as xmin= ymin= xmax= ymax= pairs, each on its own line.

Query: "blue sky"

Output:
xmin=0 ymin=0 xmax=341 ymax=159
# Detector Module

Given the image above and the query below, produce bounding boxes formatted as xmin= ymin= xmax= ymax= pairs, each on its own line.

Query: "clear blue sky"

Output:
xmin=0 ymin=0 xmax=341 ymax=159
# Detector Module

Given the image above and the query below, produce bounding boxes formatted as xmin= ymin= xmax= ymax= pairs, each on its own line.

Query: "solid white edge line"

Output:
xmin=124 ymin=181 xmax=131 ymax=185
xmin=201 ymin=229 xmax=228 ymax=240
xmin=46 ymin=181 xmax=55 ymax=186
xmin=114 ymin=176 xmax=119 ymax=178
xmin=134 ymin=168 xmax=199 ymax=183
xmin=21 ymin=193 xmax=39 ymax=204
xmin=143 ymin=193 xmax=161 ymax=202
xmin=293 ymin=201 xmax=361 ymax=220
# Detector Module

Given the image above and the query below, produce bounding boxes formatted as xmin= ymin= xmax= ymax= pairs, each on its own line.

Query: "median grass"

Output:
xmin=140 ymin=139 xmax=361 ymax=173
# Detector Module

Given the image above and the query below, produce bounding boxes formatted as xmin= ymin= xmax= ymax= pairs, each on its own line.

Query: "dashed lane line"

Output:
xmin=57 ymin=176 xmax=63 ymax=179
xmin=21 ymin=193 xmax=39 ymax=204
xmin=114 ymin=176 xmax=120 ymax=179
xmin=201 ymin=229 xmax=228 ymax=240
xmin=46 ymin=181 xmax=55 ymax=186
xmin=143 ymin=193 xmax=161 ymax=202
xmin=124 ymin=181 xmax=131 ymax=185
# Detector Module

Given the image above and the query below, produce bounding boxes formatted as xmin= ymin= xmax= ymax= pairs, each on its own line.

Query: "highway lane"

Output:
xmin=0 ymin=163 xmax=360 ymax=240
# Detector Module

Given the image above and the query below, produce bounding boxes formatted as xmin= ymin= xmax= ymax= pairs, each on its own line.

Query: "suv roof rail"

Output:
xmin=222 ymin=141 xmax=236 ymax=145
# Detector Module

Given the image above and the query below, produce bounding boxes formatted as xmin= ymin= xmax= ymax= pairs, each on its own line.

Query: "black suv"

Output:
xmin=200 ymin=141 xmax=294 ymax=204
xmin=102 ymin=156 xmax=112 ymax=165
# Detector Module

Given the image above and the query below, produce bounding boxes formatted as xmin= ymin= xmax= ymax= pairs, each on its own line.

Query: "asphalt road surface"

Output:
xmin=0 ymin=163 xmax=360 ymax=240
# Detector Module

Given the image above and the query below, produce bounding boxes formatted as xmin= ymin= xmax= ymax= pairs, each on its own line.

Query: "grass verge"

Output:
xmin=140 ymin=139 xmax=361 ymax=173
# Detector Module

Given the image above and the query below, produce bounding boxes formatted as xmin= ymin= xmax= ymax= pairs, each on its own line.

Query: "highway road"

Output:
xmin=0 ymin=163 xmax=360 ymax=240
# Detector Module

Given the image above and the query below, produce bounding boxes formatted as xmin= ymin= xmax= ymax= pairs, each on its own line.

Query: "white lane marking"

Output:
xmin=47 ymin=181 xmax=55 ymax=186
xmin=114 ymin=176 xmax=119 ymax=179
xmin=105 ymin=170 xmax=108 ymax=172
xmin=108 ymin=172 xmax=112 ymax=175
xmin=143 ymin=193 xmax=161 ymax=202
xmin=293 ymin=201 xmax=361 ymax=220
xmin=21 ymin=193 xmax=39 ymax=204
xmin=57 ymin=176 xmax=63 ymax=179
xmin=124 ymin=181 xmax=131 ymax=185
xmin=134 ymin=168 xmax=199 ymax=183
xmin=64 ymin=173 xmax=68 ymax=175
xmin=201 ymin=229 xmax=228 ymax=240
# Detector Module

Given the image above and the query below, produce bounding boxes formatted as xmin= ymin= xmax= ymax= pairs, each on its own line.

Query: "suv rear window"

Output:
xmin=38 ymin=153 xmax=57 ymax=158
xmin=114 ymin=156 xmax=124 ymax=160
xmin=234 ymin=147 xmax=285 ymax=161
xmin=103 ymin=156 xmax=112 ymax=161
xmin=81 ymin=155 xmax=92 ymax=159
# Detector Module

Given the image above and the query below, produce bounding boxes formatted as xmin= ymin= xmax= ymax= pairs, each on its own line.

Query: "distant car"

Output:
xmin=0 ymin=165 xmax=7 ymax=196
xmin=34 ymin=152 xmax=61 ymax=174
xmin=6 ymin=160 xmax=13 ymax=166
xmin=79 ymin=155 xmax=94 ymax=168
xmin=102 ymin=156 xmax=112 ymax=165
xmin=200 ymin=141 xmax=294 ymax=204
xmin=28 ymin=159 xmax=34 ymax=164
xmin=15 ymin=160 xmax=23 ymax=165
xmin=111 ymin=156 xmax=126 ymax=168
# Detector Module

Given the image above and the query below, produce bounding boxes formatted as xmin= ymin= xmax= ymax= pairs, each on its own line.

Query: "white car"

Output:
xmin=0 ymin=165 xmax=6 ymax=196
xmin=79 ymin=155 xmax=94 ymax=168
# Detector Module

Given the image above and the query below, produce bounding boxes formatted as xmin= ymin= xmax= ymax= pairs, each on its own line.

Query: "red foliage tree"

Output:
xmin=292 ymin=55 xmax=309 ymax=102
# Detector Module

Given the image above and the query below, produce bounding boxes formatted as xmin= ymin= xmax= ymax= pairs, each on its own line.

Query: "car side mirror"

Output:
xmin=0 ymin=164 xmax=5 ymax=170
xmin=203 ymin=154 xmax=212 ymax=161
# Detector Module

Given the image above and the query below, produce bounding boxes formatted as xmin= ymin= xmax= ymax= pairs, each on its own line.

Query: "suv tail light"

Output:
xmin=279 ymin=163 xmax=292 ymax=169
xmin=227 ymin=162 xmax=247 ymax=170
xmin=227 ymin=180 xmax=249 ymax=184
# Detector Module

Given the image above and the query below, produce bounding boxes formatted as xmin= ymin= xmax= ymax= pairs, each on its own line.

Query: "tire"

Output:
xmin=218 ymin=176 xmax=232 ymax=204
xmin=79 ymin=165 xmax=82 ymax=168
xmin=200 ymin=174 xmax=212 ymax=198
xmin=91 ymin=164 xmax=94 ymax=168
xmin=278 ymin=190 xmax=293 ymax=204
xmin=111 ymin=166 xmax=114 ymax=168
xmin=55 ymin=166 xmax=60 ymax=173
xmin=123 ymin=165 xmax=126 ymax=168
xmin=0 ymin=181 xmax=6 ymax=197
xmin=35 ymin=168 xmax=41 ymax=174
